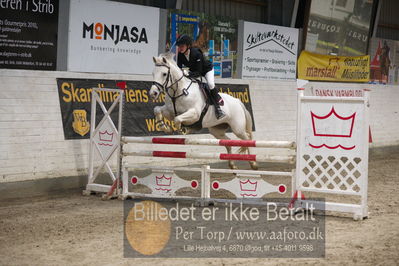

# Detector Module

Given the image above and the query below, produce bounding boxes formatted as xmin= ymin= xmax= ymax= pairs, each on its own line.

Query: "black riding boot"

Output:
xmin=209 ymin=89 xmax=225 ymax=119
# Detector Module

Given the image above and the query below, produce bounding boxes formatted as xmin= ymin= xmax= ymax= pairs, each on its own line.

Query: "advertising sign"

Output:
xmin=167 ymin=10 xmax=238 ymax=78
xmin=57 ymin=78 xmax=254 ymax=139
xmin=68 ymin=0 xmax=159 ymax=74
xmin=298 ymin=50 xmax=370 ymax=82
xmin=0 ymin=0 xmax=59 ymax=70
xmin=369 ymin=37 xmax=399 ymax=85
xmin=241 ymin=21 xmax=298 ymax=80
xmin=221 ymin=60 xmax=232 ymax=78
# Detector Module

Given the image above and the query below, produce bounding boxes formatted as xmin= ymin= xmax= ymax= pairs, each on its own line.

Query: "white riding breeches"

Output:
xmin=205 ymin=69 xmax=215 ymax=90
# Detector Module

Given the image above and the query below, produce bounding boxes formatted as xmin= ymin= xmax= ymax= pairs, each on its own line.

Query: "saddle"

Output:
xmin=187 ymin=76 xmax=212 ymax=105
xmin=182 ymin=77 xmax=212 ymax=130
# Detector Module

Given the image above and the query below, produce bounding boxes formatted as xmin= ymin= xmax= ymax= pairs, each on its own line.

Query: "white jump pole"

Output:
xmin=122 ymin=136 xmax=296 ymax=149
xmin=123 ymin=150 xmax=296 ymax=164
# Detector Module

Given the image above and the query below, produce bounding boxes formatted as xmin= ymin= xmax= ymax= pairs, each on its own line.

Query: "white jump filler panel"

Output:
xmin=212 ymin=174 xmax=287 ymax=198
xmin=129 ymin=169 xmax=199 ymax=197
xmin=295 ymin=89 xmax=370 ymax=219
xmin=86 ymin=88 xmax=124 ymax=194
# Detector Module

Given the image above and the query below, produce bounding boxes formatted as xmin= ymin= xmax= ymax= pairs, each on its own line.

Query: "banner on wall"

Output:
xmin=67 ymin=0 xmax=159 ymax=74
xmin=298 ymin=50 xmax=370 ymax=82
xmin=167 ymin=10 xmax=238 ymax=78
xmin=56 ymin=78 xmax=254 ymax=139
xmin=369 ymin=37 xmax=399 ymax=85
xmin=0 ymin=0 xmax=59 ymax=70
xmin=241 ymin=22 xmax=298 ymax=80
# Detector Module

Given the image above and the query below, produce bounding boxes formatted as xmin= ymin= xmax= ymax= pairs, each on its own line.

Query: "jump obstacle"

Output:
xmin=86 ymin=87 xmax=370 ymax=220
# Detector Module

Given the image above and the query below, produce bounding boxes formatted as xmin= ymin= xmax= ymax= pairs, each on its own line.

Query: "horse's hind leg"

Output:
xmin=208 ymin=126 xmax=237 ymax=169
xmin=232 ymin=130 xmax=258 ymax=170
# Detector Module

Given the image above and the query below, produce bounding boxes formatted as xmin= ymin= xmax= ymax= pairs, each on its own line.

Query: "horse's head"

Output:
xmin=150 ymin=53 xmax=179 ymax=100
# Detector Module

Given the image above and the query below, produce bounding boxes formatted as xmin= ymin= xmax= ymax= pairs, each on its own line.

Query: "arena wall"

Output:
xmin=1 ymin=69 xmax=398 ymax=183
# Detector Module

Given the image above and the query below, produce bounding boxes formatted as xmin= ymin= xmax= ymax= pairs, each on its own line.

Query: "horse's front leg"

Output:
xmin=174 ymin=108 xmax=200 ymax=131
xmin=154 ymin=105 xmax=173 ymax=134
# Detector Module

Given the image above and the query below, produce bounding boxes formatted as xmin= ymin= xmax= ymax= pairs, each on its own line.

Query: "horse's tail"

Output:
xmin=238 ymin=102 xmax=254 ymax=154
xmin=243 ymin=103 xmax=253 ymax=140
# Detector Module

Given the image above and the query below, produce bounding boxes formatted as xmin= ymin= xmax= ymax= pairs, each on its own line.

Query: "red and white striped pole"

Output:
xmin=123 ymin=150 xmax=296 ymax=164
xmin=122 ymin=136 xmax=296 ymax=149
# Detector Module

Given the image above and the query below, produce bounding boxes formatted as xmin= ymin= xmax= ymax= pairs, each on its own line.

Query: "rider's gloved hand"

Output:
xmin=188 ymin=71 xmax=201 ymax=78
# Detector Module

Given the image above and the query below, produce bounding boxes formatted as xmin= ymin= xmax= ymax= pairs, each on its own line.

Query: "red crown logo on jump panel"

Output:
xmin=155 ymin=175 xmax=172 ymax=186
xmin=239 ymin=179 xmax=258 ymax=192
xmin=99 ymin=130 xmax=114 ymax=142
xmin=311 ymin=107 xmax=356 ymax=138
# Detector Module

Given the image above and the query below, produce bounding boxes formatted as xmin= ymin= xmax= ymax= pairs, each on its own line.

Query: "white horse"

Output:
xmin=149 ymin=53 xmax=257 ymax=170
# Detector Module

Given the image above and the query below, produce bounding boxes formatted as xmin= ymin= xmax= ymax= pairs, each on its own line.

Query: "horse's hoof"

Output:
xmin=179 ymin=127 xmax=188 ymax=135
xmin=157 ymin=121 xmax=172 ymax=133
xmin=229 ymin=164 xmax=238 ymax=170
xmin=159 ymin=124 xmax=172 ymax=133
xmin=250 ymin=162 xmax=258 ymax=170
xmin=173 ymin=120 xmax=182 ymax=130
xmin=160 ymin=126 xmax=169 ymax=133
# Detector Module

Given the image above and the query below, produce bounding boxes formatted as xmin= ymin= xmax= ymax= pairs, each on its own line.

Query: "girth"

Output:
xmin=183 ymin=102 xmax=210 ymax=129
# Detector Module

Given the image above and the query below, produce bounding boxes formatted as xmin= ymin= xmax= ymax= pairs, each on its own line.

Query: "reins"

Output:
xmin=153 ymin=63 xmax=195 ymax=116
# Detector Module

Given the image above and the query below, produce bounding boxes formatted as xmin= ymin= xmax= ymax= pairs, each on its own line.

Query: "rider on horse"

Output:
xmin=176 ymin=34 xmax=226 ymax=119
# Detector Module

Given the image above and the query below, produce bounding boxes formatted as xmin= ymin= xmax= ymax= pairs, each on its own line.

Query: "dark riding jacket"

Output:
xmin=177 ymin=47 xmax=213 ymax=77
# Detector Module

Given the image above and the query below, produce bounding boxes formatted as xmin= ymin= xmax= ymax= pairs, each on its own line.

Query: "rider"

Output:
xmin=175 ymin=34 xmax=225 ymax=119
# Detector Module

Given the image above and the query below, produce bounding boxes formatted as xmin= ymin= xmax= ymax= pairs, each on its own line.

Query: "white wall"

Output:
xmin=1 ymin=69 xmax=398 ymax=183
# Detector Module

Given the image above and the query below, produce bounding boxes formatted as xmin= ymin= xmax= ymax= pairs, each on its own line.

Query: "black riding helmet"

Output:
xmin=176 ymin=34 xmax=192 ymax=47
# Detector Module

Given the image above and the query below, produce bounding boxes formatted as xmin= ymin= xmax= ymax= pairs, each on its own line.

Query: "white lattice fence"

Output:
xmin=294 ymin=89 xmax=370 ymax=219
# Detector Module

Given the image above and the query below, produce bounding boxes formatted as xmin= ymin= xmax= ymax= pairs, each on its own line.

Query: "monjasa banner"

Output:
xmin=67 ymin=0 xmax=159 ymax=74
xmin=56 ymin=78 xmax=254 ymax=140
